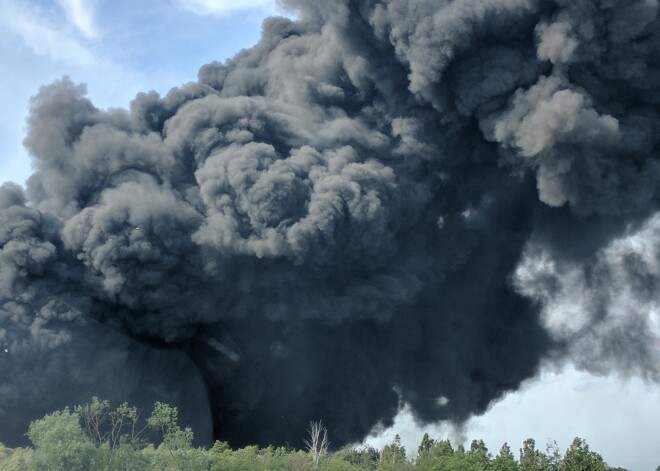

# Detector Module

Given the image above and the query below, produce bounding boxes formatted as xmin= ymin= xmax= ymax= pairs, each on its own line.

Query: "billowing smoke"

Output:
xmin=1 ymin=0 xmax=659 ymax=448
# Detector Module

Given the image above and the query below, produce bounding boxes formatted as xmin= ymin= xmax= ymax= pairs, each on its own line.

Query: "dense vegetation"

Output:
xmin=0 ymin=398 xmax=648 ymax=471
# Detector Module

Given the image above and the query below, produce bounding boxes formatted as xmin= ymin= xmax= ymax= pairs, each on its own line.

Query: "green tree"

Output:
xmin=147 ymin=401 xmax=194 ymax=450
xmin=561 ymin=437 xmax=606 ymax=471
xmin=520 ymin=438 xmax=548 ymax=471
xmin=466 ymin=439 xmax=492 ymax=470
xmin=207 ymin=444 xmax=278 ymax=471
xmin=417 ymin=433 xmax=435 ymax=459
xmin=335 ymin=445 xmax=380 ymax=470
xmin=0 ymin=447 xmax=37 ymax=471
xmin=145 ymin=401 xmax=206 ymax=470
xmin=2 ymin=399 xmax=637 ymax=471
xmin=380 ymin=434 xmax=408 ymax=469
xmin=416 ymin=438 xmax=462 ymax=471
xmin=74 ymin=396 xmax=151 ymax=470
xmin=27 ymin=408 xmax=100 ymax=471
xmin=208 ymin=441 xmax=234 ymax=471
xmin=74 ymin=396 xmax=111 ymax=446
xmin=434 ymin=438 xmax=455 ymax=456
xmin=493 ymin=442 xmax=518 ymax=471
xmin=107 ymin=442 xmax=150 ymax=471
xmin=545 ymin=440 xmax=562 ymax=471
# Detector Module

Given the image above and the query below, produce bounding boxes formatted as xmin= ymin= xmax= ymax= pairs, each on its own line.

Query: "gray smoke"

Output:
xmin=1 ymin=0 xmax=658 ymax=448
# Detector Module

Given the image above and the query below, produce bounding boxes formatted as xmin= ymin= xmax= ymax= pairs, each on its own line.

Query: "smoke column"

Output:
xmin=1 ymin=0 xmax=658 ymax=448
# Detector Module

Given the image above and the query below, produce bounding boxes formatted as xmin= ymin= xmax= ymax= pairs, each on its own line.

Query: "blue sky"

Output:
xmin=0 ymin=0 xmax=278 ymax=186
xmin=0 ymin=1 xmax=657 ymax=470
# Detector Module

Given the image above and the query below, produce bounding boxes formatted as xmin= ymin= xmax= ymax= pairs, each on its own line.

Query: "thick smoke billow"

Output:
xmin=1 ymin=0 xmax=659 ymax=448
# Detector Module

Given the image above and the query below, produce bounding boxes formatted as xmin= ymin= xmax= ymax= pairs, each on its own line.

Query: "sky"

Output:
xmin=0 ymin=0 xmax=279 ymax=186
xmin=0 ymin=1 xmax=658 ymax=470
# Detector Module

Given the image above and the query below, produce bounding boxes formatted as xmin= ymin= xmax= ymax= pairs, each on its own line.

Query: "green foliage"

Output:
xmin=0 ymin=401 xmax=636 ymax=471
xmin=0 ymin=443 xmax=9 ymax=462
xmin=74 ymin=396 xmax=111 ymax=446
xmin=466 ymin=439 xmax=492 ymax=470
xmin=545 ymin=440 xmax=563 ymax=471
xmin=520 ymin=438 xmax=548 ymax=471
xmin=103 ymin=442 xmax=151 ymax=471
xmin=432 ymin=438 xmax=455 ymax=457
xmin=380 ymin=434 xmax=408 ymax=469
xmin=148 ymin=401 xmax=181 ymax=439
xmin=493 ymin=442 xmax=518 ymax=471
xmin=26 ymin=408 xmax=100 ymax=471
xmin=75 ymin=396 xmax=148 ymax=453
xmin=146 ymin=442 xmax=210 ymax=470
xmin=207 ymin=443 xmax=313 ymax=471
xmin=417 ymin=433 xmax=435 ymax=459
xmin=416 ymin=438 xmax=459 ymax=471
xmin=335 ymin=445 xmax=380 ymax=470
xmin=560 ymin=437 xmax=607 ymax=471
xmin=143 ymin=401 xmax=205 ymax=470
xmin=0 ymin=446 xmax=36 ymax=471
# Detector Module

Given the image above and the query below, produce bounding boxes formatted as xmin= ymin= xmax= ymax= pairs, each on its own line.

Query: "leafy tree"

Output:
xmin=75 ymin=396 xmax=111 ymax=446
xmin=335 ymin=445 xmax=380 ymax=470
xmin=208 ymin=441 xmax=237 ymax=471
xmin=27 ymin=408 xmax=100 ymax=471
xmin=416 ymin=438 xmax=473 ymax=471
xmin=561 ymin=437 xmax=606 ymax=471
xmin=107 ymin=442 xmax=151 ymax=471
xmin=417 ymin=433 xmax=435 ymax=459
xmin=147 ymin=401 xmax=194 ymax=450
xmin=379 ymin=434 xmax=408 ymax=469
xmin=0 ymin=443 xmax=8 ymax=461
xmin=545 ymin=440 xmax=562 ymax=471
xmin=229 ymin=445 xmax=263 ymax=471
xmin=465 ymin=439 xmax=492 ymax=470
xmin=0 ymin=446 xmax=36 ymax=471
xmin=493 ymin=442 xmax=518 ymax=471
xmin=0 ymin=400 xmax=642 ymax=471
xmin=74 ymin=396 xmax=153 ymax=469
xmin=264 ymin=445 xmax=314 ymax=471
xmin=320 ymin=454 xmax=365 ymax=471
xmin=434 ymin=438 xmax=455 ymax=457
xmin=208 ymin=444 xmax=311 ymax=471
xmin=520 ymin=438 xmax=548 ymax=471
xmin=144 ymin=401 xmax=206 ymax=470
xmin=147 ymin=401 xmax=179 ymax=439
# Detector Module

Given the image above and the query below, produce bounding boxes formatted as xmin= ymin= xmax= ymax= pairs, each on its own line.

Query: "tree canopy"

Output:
xmin=0 ymin=398 xmax=647 ymax=471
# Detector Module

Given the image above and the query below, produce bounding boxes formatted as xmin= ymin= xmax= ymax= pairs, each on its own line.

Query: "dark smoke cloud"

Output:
xmin=1 ymin=0 xmax=658 ymax=448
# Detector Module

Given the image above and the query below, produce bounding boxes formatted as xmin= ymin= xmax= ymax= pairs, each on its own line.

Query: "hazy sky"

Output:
xmin=0 ymin=1 xmax=657 ymax=470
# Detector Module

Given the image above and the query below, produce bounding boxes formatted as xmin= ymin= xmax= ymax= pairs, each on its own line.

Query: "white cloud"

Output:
xmin=0 ymin=0 xmax=96 ymax=67
xmin=513 ymin=215 xmax=660 ymax=380
xmin=56 ymin=0 xmax=97 ymax=38
xmin=178 ymin=0 xmax=277 ymax=16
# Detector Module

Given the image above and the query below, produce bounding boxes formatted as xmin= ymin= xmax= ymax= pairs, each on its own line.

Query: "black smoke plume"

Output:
xmin=1 ymin=0 xmax=658 ymax=448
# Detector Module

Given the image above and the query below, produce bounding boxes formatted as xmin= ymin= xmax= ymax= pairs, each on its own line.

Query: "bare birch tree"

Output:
xmin=303 ymin=420 xmax=329 ymax=468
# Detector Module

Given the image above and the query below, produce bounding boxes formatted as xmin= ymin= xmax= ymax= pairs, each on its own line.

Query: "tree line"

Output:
xmin=0 ymin=397 xmax=652 ymax=470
